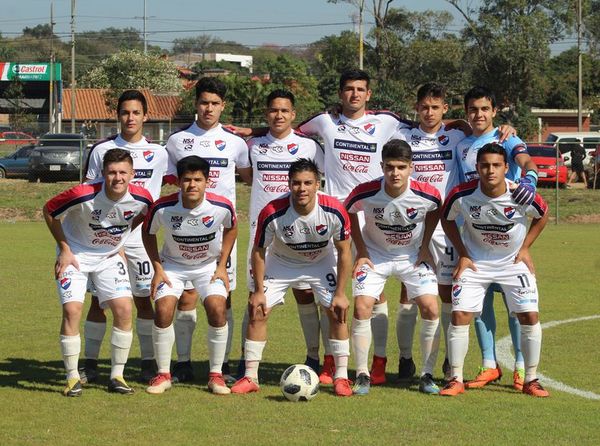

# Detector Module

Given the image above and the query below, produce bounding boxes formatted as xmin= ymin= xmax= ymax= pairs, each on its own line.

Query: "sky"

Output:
xmin=1 ymin=0 xmax=464 ymax=49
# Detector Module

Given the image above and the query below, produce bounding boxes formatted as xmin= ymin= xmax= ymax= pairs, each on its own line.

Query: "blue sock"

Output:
xmin=503 ymin=294 xmax=524 ymax=367
xmin=474 ymin=287 xmax=496 ymax=368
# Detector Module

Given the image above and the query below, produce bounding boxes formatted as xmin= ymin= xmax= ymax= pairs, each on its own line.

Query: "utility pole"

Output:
xmin=577 ymin=0 xmax=583 ymax=132
xmin=143 ymin=0 xmax=147 ymax=54
xmin=359 ymin=0 xmax=365 ymax=70
xmin=49 ymin=1 xmax=55 ymax=133
xmin=70 ymin=0 xmax=76 ymax=133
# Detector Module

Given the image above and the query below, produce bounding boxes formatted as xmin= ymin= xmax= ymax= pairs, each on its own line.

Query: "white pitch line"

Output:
xmin=496 ymin=315 xmax=600 ymax=400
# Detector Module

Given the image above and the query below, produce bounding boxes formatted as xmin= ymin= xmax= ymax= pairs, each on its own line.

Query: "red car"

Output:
xmin=525 ymin=144 xmax=567 ymax=188
xmin=0 ymin=131 xmax=37 ymax=146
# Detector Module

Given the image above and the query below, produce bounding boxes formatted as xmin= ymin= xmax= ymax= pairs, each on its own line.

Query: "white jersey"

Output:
xmin=247 ymin=130 xmax=324 ymax=223
xmin=254 ymin=192 xmax=351 ymax=266
xmin=443 ymin=179 xmax=548 ymax=266
xmin=165 ymin=122 xmax=250 ymax=205
xmin=144 ymin=191 xmax=236 ymax=267
xmin=345 ymin=177 xmax=441 ymax=261
xmin=45 ymin=182 xmax=152 ymax=259
xmin=85 ymin=134 xmax=168 ymax=200
xmin=297 ymin=111 xmax=411 ymax=200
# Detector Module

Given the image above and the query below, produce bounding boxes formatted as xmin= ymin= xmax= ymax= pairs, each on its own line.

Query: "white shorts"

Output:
xmin=260 ymin=253 xmax=338 ymax=309
xmin=352 ymin=255 xmax=438 ymax=301
xmin=56 ymin=254 xmax=132 ymax=308
xmin=429 ymin=231 xmax=457 ymax=286
xmin=156 ymin=261 xmax=228 ymax=302
xmin=247 ymin=221 xmax=310 ymax=292
xmin=451 ymin=262 xmax=539 ymax=315
xmin=123 ymin=243 xmax=153 ymax=297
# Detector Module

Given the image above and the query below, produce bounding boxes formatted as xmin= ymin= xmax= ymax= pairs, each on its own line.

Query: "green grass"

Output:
xmin=0 ymin=218 xmax=599 ymax=445
xmin=538 ymin=187 xmax=600 ymax=222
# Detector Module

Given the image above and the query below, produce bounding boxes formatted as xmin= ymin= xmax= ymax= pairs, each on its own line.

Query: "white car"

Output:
xmin=546 ymin=132 xmax=600 ymax=168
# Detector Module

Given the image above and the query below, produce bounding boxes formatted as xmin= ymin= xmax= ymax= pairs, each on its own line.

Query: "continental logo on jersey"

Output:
xmin=202 ymin=216 xmax=214 ymax=228
xmin=406 ymin=208 xmax=418 ymax=219
xmin=504 ymin=207 xmax=516 ymax=219
xmin=472 ymin=223 xmax=514 ymax=233
xmin=287 ymin=143 xmax=299 ymax=155
xmin=89 ymin=224 xmax=129 ymax=235
xmin=134 ymin=169 xmax=153 ymax=179
xmin=364 ymin=123 xmax=375 ymax=135
xmin=414 ymin=163 xmax=445 ymax=172
xmin=215 ymin=140 xmax=226 ymax=151
xmin=60 ymin=277 xmax=71 ymax=290
xmin=286 ymin=241 xmax=329 ymax=250
xmin=316 ymin=224 xmax=328 ymax=235
xmin=204 ymin=158 xmax=229 ymax=167
xmin=355 ymin=269 xmax=368 ymax=283
xmin=412 ymin=151 xmax=453 ymax=161
xmin=143 ymin=151 xmax=154 ymax=162
xmin=375 ymin=223 xmax=416 ymax=233
xmin=438 ymin=135 xmax=450 ymax=146
xmin=257 ymin=161 xmax=291 ymax=171
xmin=173 ymin=233 xmax=216 ymax=244
xmin=333 ymin=139 xmax=377 ymax=153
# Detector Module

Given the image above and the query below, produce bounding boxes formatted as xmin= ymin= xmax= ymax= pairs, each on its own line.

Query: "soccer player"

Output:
xmin=440 ymin=143 xmax=549 ymax=397
xmin=82 ymin=90 xmax=169 ymax=383
xmin=244 ymin=89 xmax=325 ymax=373
xmin=164 ymin=77 xmax=251 ymax=383
xmin=43 ymin=148 xmax=153 ymax=396
xmin=345 ymin=140 xmax=442 ymax=395
xmin=457 ymin=86 xmax=538 ymax=390
xmin=143 ymin=156 xmax=237 ymax=395
xmin=231 ymin=158 xmax=354 ymax=397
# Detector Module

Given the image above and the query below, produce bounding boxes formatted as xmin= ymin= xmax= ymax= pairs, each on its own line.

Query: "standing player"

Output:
xmin=244 ymin=89 xmax=325 ymax=372
xmin=231 ymin=159 xmax=354 ymax=397
xmin=457 ymin=86 xmax=538 ymax=390
xmin=143 ymin=156 xmax=237 ymax=395
xmin=81 ymin=90 xmax=168 ymax=383
xmin=165 ymin=77 xmax=252 ymax=382
xmin=43 ymin=149 xmax=153 ymax=396
xmin=345 ymin=140 xmax=442 ymax=395
xmin=440 ymin=143 xmax=549 ymax=397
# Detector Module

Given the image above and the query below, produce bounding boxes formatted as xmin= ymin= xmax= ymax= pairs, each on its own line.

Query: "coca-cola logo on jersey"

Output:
xmin=343 ymin=163 xmax=369 ymax=173
xmin=414 ymin=174 xmax=444 ymax=183
xmin=414 ymin=163 xmax=445 ymax=172
xmin=264 ymin=184 xmax=289 ymax=193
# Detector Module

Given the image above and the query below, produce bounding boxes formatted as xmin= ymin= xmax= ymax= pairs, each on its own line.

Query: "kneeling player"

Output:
xmin=43 ymin=148 xmax=152 ymax=396
xmin=345 ymin=140 xmax=442 ymax=395
xmin=143 ymin=156 xmax=237 ymax=395
xmin=440 ymin=143 xmax=549 ymax=397
xmin=231 ymin=158 xmax=354 ymax=396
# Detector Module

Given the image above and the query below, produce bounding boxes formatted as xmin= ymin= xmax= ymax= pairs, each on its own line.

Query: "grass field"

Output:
xmin=0 ymin=183 xmax=599 ymax=445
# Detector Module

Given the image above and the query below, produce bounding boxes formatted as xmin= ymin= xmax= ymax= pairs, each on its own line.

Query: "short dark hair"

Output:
xmin=176 ymin=155 xmax=210 ymax=179
xmin=464 ymin=86 xmax=496 ymax=109
xmin=195 ymin=77 xmax=227 ymax=101
xmin=476 ymin=143 xmax=507 ymax=163
xmin=382 ymin=139 xmax=412 ymax=162
xmin=417 ymin=82 xmax=446 ymax=103
xmin=266 ymin=89 xmax=295 ymax=107
xmin=117 ymin=89 xmax=148 ymax=115
xmin=288 ymin=158 xmax=320 ymax=182
xmin=339 ymin=68 xmax=370 ymax=90
xmin=102 ymin=148 xmax=133 ymax=170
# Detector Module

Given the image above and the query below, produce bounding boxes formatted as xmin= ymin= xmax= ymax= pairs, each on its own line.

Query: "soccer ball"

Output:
xmin=279 ymin=364 xmax=319 ymax=402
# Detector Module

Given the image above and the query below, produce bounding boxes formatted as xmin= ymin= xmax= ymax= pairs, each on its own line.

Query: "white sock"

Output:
xmin=420 ymin=318 xmax=440 ymax=376
xmin=441 ymin=303 xmax=452 ymax=353
xmin=371 ymin=301 xmax=388 ymax=358
xmin=60 ymin=334 xmax=81 ymax=380
xmin=83 ymin=321 xmax=105 ymax=360
xmin=208 ymin=324 xmax=228 ymax=374
xmin=175 ymin=309 xmax=197 ymax=362
xmin=320 ymin=308 xmax=332 ymax=355
xmin=136 ymin=318 xmax=154 ymax=360
xmin=351 ymin=318 xmax=371 ymax=376
xmin=520 ymin=322 xmax=542 ymax=383
xmin=110 ymin=327 xmax=133 ymax=379
xmin=396 ymin=304 xmax=418 ymax=359
xmin=152 ymin=324 xmax=175 ymax=374
xmin=297 ymin=302 xmax=320 ymax=360
xmin=330 ymin=338 xmax=350 ymax=380
xmin=448 ymin=324 xmax=469 ymax=382
xmin=224 ymin=307 xmax=234 ymax=363
xmin=244 ymin=339 xmax=266 ymax=380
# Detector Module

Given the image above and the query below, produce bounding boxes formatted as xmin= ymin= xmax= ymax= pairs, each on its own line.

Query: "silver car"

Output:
xmin=28 ymin=133 xmax=88 ymax=182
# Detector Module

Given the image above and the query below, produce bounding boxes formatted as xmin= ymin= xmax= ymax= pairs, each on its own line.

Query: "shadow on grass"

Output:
xmin=0 ymin=357 xmax=75 ymax=393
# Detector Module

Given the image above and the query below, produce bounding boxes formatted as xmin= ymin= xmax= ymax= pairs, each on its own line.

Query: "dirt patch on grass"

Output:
xmin=0 ymin=207 xmax=42 ymax=222
xmin=563 ymin=214 xmax=600 ymax=224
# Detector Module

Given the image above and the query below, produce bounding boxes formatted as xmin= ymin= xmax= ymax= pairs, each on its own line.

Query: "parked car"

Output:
xmin=28 ymin=133 xmax=88 ymax=182
xmin=0 ymin=144 xmax=36 ymax=179
xmin=0 ymin=131 xmax=37 ymax=146
xmin=524 ymin=144 xmax=567 ymax=188
xmin=545 ymin=132 xmax=600 ymax=168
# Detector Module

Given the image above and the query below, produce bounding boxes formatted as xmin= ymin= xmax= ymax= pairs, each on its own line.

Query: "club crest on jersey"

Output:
xmin=287 ymin=143 xmax=299 ymax=155
xmin=504 ymin=207 xmax=516 ymax=219
xmin=356 ymin=269 xmax=368 ymax=283
xmin=202 ymin=216 xmax=214 ymax=228
xmin=364 ymin=123 xmax=375 ymax=135
xmin=60 ymin=277 xmax=71 ymax=290
xmin=215 ymin=140 xmax=226 ymax=151
xmin=316 ymin=224 xmax=328 ymax=235
xmin=452 ymin=284 xmax=462 ymax=297
xmin=123 ymin=210 xmax=134 ymax=221
xmin=438 ymin=135 xmax=450 ymax=146
xmin=143 ymin=150 xmax=154 ymax=162
xmin=406 ymin=208 xmax=418 ymax=219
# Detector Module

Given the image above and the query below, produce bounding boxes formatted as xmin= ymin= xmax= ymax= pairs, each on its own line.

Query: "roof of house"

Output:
xmin=62 ymin=88 xmax=182 ymax=121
